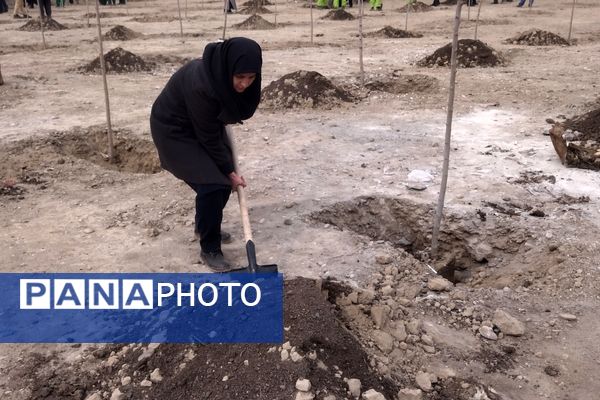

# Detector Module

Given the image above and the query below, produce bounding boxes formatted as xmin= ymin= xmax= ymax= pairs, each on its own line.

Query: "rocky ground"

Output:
xmin=1 ymin=0 xmax=600 ymax=399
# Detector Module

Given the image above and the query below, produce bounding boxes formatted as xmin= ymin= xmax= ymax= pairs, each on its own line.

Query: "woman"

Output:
xmin=150 ymin=37 xmax=262 ymax=272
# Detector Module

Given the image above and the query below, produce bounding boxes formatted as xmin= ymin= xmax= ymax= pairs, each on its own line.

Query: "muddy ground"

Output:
xmin=1 ymin=0 xmax=600 ymax=399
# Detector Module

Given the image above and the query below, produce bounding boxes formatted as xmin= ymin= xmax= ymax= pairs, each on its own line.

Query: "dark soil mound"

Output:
xmin=233 ymin=14 xmax=276 ymax=29
xmin=79 ymin=47 xmax=154 ymax=74
xmin=398 ymin=1 xmax=433 ymax=12
xmin=18 ymin=18 xmax=67 ymax=31
xmin=17 ymin=278 xmax=398 ymax=400
xmin=103 ymin=25 xmax=141 ymax=40
xmin=129 ymin=15 xmax=177 ymax=23
xmin=366 ymin=74 xmax=438 ymax=94
xmin=241 ymin=0 xmax=272 ymax=6
xmin=504 ymin=29 xmax=570 ymax=46
xmin=417 ymin=39 xmax=505 ymax=68
xmin=550 ymin=108 xmax=600 ymax=170
xmin=238 ymin=5 xmax=273 ymax=13
xmin=83 ymin=12 xmax=127 ymax=18
xmin=365 ymin=26 xmax=423 ymax=38
xmin=321 ymin=9 xmax=355 ymax=20
xmin=262 ymin=70 xmax=355 ymax=109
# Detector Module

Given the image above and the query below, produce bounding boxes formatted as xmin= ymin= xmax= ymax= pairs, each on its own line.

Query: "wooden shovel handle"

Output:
xmin=225 ymin=126 xmax=253 ymax=242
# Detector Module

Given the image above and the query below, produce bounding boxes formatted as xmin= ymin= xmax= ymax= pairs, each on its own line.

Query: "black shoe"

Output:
xmin=194 ymin=230 xmax=232 ymax=244
xmin=201 ymin=251 xmax=231 ymax=272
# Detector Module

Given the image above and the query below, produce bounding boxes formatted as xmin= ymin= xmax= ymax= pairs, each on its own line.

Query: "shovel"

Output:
xmin=226 ymin=126 xmax=278 ymax=274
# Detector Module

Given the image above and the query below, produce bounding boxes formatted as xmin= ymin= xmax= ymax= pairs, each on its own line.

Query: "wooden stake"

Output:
xmin=358 ymin=0 xmax=364 ymax=85
xmin=94 ymin=0 xmax=115 ymax=163
xmin=474 ymin=0 xmax=482 ymax=39
xmin=38 ymin=2 xmax=47 ymax=50
xmin=404 ymin=0 xmax=410 ymax=31
xmin=309 ymin=0 xmax=313 ymax=44
xmin=567 ymin=0 xmax=576 ymax=43
xmin=222 ymin=0 xmax=228 ymax=39
xmin=431 ymin=0 xmax=462 ymax=258
xmin=176 ymin=0 xmax=184 ymax=42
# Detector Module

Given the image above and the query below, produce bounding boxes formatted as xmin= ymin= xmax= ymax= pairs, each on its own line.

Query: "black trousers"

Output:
xmin=39 ymin=0 xmax=51 ymax=17
xmin=186 ymin=182 xmax=231 ymax=253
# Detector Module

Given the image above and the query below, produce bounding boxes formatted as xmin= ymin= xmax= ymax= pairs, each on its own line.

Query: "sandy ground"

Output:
xmin=1 ymin=0 xmax=600 ymax=398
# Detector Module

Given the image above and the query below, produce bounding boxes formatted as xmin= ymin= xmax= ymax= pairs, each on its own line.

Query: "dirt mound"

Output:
xmin=365 ymin=26 xmax=423 ymax=38
xmin=129 ymin=15 xmax=177 ymax=23
xmin=232 ymin=14 xmax=276 ymax=29
xmin=17 ymin=18 xmax=67 ymax=31
xmin=550 ymin=108 xmax=600 ymax=170
xmin=238 ymin=5 xmax=273 ymax=14
xmin=241 ymin=0 xmax=272 ymax=6
xmin=504 ymin=29 xmax=570 ymax=46
xmin=103 ymin=25 xmax=141 ymax=40
xmin=15 ymin=278 xmax=398 ymax=400
xmin=79 ymin=47 xmax=154 ymax=74
xmin=366 ymin=74 xmax=438 ymax=94
xmin=398 ymin=1 xmax=433 ymax=12
xmin=261 ymin=70 xmax=354 ymax=109
xmin=83 ymin=12 xmax=127 ymax=18
xmin=417 ymin=39 xmax=505 ymax=68
xmin=321 ymin=9 xmax=355 ymax=20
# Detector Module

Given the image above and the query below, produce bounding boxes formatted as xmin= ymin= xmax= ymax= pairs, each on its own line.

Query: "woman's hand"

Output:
xmin=228 ymin=172 xmax=247 ymax=191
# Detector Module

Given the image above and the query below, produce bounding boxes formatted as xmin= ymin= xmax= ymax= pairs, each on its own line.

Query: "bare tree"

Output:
xmin=474 ymin=0 xmax=482 ymax=39
xmin=404 ymin=0 xmax=411 ymax=31
xmin=38 ymin=1 xmax=47 ymax=49
xmin=567 ymin=0 xmax=576 ymax=43
xmin=177 ymin=0 xmax=185 ymax=42
xmin=309 ymin=0 xmax=314 ymax=44
xmin=222 ymin=0 xmax=229 ymax=39
xmin=358 ymin=0 xmax=364 ymax=85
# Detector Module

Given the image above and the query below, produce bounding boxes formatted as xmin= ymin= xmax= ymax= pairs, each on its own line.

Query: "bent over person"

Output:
xmin=150 ymin=37 xmax=262 ymax=272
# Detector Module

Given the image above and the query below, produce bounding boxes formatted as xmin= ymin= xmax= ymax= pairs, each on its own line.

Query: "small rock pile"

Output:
xmin=232 ymin=14 xmax=277 ymax=29
xmin=365 ymin=26 xmax=423 ymax=38
xmin=103 ymin=25 xmax=141 ymax=41
xmin=18 ymin=18 xmax=67 ymax=31
xmin=417 ymin=39 xmax=505 ymax=68
xmin=321 ymin=9 xmax=355 ymax=20
xmin=398 ymin=1 xmax=433 ymax=12
xmin=261 ymin=70 xmax=355 ymax=109
xmin=79 ymin=47 xmax=154 ymax=74
xmin=504 ymin=29 xmax=570 ymax=46
xmin=550 ymin=107 xmax=600 ymax=170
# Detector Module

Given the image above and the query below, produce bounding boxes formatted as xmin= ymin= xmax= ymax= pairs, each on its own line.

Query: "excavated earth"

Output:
xmin=364 ymin=26 xmax=423 ymax=39
xmin=321 ymin=9 xmax=355 ymax=20
xmin=549 ymin=106 xmax=600 ymax=170
xmin=398 ymin=1 xmax=433 ymax=12
xmin=102 ymin=25 xmax=142 ymax=41
xmin=238 ymin=5 xmax=273 ymax=14
xmin=79 ymin=47 xmax=155 ymax=74
xmin=417 ymin=38 xmax=505 ymax=68
xmin=504 ymin=29 xmax=570 ymax=46
xmin=232 ymin=14 xmax=277 ymax=30
xmin=17 ymin=17 xmax=67 ymax=31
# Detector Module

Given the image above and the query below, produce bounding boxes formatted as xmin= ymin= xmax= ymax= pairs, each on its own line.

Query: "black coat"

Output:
xmin=150 ymin=59 xmax=234 ymax=185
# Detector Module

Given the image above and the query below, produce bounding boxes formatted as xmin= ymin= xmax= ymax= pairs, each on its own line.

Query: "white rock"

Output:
xmin=372 ymin=330 xmax=394 ymax=354
xmin=407 ymin=169 xmax=433 ymax=183
xmin=85 ymin=393 xmax=102 ymax=400
xmin=559 ymin=313 xmax=577 ymax=321
xmin=427 ymin=277 xmax=453 ymax=292
xmin=140 ymin=379 xmax=152 ymax=387
xmin=121 ymin=376 xmax=131 ymax=386
xmin=390 ymin=321 xmax=407 ymax=342
xmin=493 ymin=309 xmax=525 ymax=336
xmin=371 ymin=305 xmax=389 ymax=329
xmin=323 ymin=396 xmax=337 ymax=400
xmin=479 ymin=326 xmax=498 ymax=341
xmin=295 ymin=378 xmax=312 ymax=392
xmin=347 ymin=378 xmax=362 ymax=398
xmin=291 ymin=350 xmax=303 ymax=362
xmin=281 ymin=349 xmax=290 ymax=361
xmin=150 ymin=368 xmax=163 ymax=383
xmin=282 ymin=341 xmax=292 ymax=350
xmin=110 ymin=388 xmax=124 ymax=400
xmin=376 ymin=254 xmax=393 ymax=265
xmin=415 ymin=372 xmax=432 ymax=392
xmin=397 ymin=388 xmax=423 ymax=400
xmin=361 ymin=389 xmax=386 ymax=400
xmin=295 ymin=392 xmax=315 ymax=400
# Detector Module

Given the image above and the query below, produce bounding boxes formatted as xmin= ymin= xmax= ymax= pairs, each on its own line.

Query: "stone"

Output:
xmin=281 ymin=349 xmax=290 ymax=361
xmin=389 ymin=321 xmax=408 ymax=342
xmin=427 ymin=277 xmax=453 ymax=292
xmin=493 ymin=309 xmax=525 ymax=336
xmin=376 ymin=254 xmax=393 ymax=265
xmin=372 ymin=330 xmax=394 ymax=354
xmin=295 ymin=378 xmax=312 ymax=392
xmin=110 ymin=388 xmax=124 ymax=400
xmin=140 ymin=379 xmax=152 ymax=387
xmin=479 ymin=326 xmax=498 ymax=341
xmin=348 ymin=291 xmax=359 ymax=304
xmin=421 ymin=334 xmax=434 ymax=347
xmin=291 ymin=350 xmax=303 ymax=362
xmin=381 ymin=285 xmax=395 ymax=296
xmin=559 ymin=313 xmax=577 ymax=321
xmin=371 ymin=305 xmax=389 ymax=329
xmin=295 ymin=392 xmax=315 ymax=400
xmin=397 ymin=388 xmax=423 ymax=400
xmin=85 ymin=393 xmax=102 ymax=400
xmin=347 ymin=378 xmax=362 ymax=398
xmin=406 ymin=319 xmax=422 ymax=335
xmin=415 ymin=372 xmax=433 ymax=392
xmin=468 ymin=241 xmax=493 ymax=262
xmin=282 ymin=341 xmax=292 ymax=350
xmin=150 ymin=368 xmax=163 ymax=382
xmin=121 ymin=376 xmax=131 ymax=386
xmin=358 ymin=289 xmax=376 ymax=305
xmin=362 ymin=389 xmax=386 ymax=400
xmin=323 ymin=396 xmax=337 ymax=400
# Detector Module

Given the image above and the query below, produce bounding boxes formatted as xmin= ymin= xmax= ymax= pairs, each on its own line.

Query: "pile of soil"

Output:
xmin=103 ymin=25 xmax=141 ymax=41
xmin=83 ymin=12 xmax=128 ymax=18
xmin=232 ymin=14 xmax=276 ymax=29
xmin=365 ymin=74 xmax=438 ymax=94
xmin=16 ymin=278 xmax=398 ymax=400
xmin=398 ymin=1 xmax=433 ymax=12
xmin=79 ymin=47 xmax=154 ymax=74
xmin=504 ymin=29 xmax=570 ymax=46
xmin=130 ymin=15 xmax=177 ymax=23
xmin=241 ymin=0 xmax=272 ymax=6
xmin=321 ymin=9 xmax=355 ymax=20
xmin=17 ymin=18 xmax=67 ymax=31
xmin=550 ymin=107 xmax=600 ymax=170
xmin=238 ymin=5 xmax=273 ymax=14
xmin=261 ymin=70 xmax=355 ymax=109
xmin=365 ymin=26 xmax=423 ymax=38
xmin=417 ymin=39 xmax=505 ymax=68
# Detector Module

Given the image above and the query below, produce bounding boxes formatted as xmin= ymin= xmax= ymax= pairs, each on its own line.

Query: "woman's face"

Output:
xmin=233 ymin=73 xmax=257 ymax=93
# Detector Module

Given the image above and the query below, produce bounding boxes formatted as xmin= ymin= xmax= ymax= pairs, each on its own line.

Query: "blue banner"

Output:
xmin=0 ymin=273 xmax=283 ymax=343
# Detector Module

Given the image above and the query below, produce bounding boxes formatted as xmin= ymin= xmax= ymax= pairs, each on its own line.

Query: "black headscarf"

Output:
xmin=202 ymin=37 xmax=263 ymax=124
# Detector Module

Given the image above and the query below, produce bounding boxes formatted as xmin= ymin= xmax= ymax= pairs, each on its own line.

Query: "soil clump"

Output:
xmin=549 ymin=107 xmax=600 ymax=170
xmin=504 ymin=29 xmax=570 ymax=46
xmin=241 ymin=0 xmax=272 ymax=6
xmin=18 ymin=18 xmax=67 ymax=31
xmin=321 ymin=9 xmax=355 ymax=20
xmin=233 ymin=14 xmax=277 ymax=29
xmin=398 ymin=1 xmax=433 ymax=12
xmin=417 ymin=38 xmax=505 ymax=68
xmin=261 ymin=70 xmax=355 ymax=109
xmin=365 ymin=26 xmax=423 ymax=38
xmin=365 ymin=74 xmax=438 ymax=94
xmin=79 ymin=47 xmax=154 ymax=74
xmin=103 ymin=25 xmax=142 ymax=40
xmin=238 ymin=5 xmax=273 ymax=14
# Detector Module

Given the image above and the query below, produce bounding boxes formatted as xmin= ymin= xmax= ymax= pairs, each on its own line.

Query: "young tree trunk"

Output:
xmin=567 ymin=0 xmax=576 ymax=43
xmin=431 ymin=0 xmax=463 ymax=258
xmin=85 ymin=0 xmax=90 ymax=27
xmin=38 ymin=2 xmax=47 ymax=49
xmin=309 ymin=0 xmax=313 ymax=44
xmin=358 ymin=0 xmax=364 ymax=85
xmin=94 ymin=0 xmax=115 ymax=163
xmin=222 ymin=0 xmax=228 ymax=39
xmin=474 ymin=0 xmax=482 ymax=39
xmin=404 ymin=0 xmax=410 ymax=31
xmin=273 ymin=0 xmax=277 ymax=27
xmin=176 ymin=0 xmax=184 ymax=42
